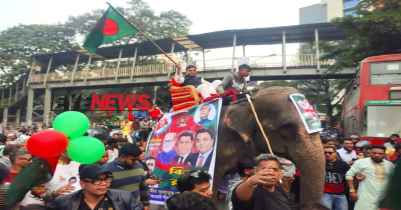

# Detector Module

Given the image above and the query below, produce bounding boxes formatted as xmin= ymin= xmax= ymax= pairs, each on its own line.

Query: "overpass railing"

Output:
xmin=29 ymin=54 xmax=334 ymax=83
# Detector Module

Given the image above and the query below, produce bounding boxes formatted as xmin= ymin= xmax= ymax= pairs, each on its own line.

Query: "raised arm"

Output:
xmin=174 ymin=63 xmax=184 ymax=84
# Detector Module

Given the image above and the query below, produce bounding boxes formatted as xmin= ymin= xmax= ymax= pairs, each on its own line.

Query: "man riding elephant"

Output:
xmin=175 ymin=64 xmax=221 ymax=99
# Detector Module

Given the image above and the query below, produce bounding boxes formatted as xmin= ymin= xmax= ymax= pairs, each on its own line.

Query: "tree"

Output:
xmin=66 ymin=0 xmax=192 ymax=46
xmin=321 ymin=0 xmax=401 ymax=72
xmin=0 ymin=24 xmax=78 ymax=86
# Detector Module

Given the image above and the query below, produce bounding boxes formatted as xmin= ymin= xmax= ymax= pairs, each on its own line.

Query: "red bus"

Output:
xmin=343 ymin=54 xmax=401 ymax=145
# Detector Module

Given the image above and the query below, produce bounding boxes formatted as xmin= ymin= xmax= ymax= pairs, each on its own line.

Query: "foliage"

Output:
xmin=321 ymin=0 xmax=401 ymax=72
xmin=0 ymin=24 xmax=78 ymax=86
xmin=65 ymin=0 xmax=192 ymax=45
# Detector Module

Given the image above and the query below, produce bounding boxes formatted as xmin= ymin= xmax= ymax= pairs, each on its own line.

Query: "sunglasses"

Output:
xmin=19 ymin=158 xmax=33 ymax=161
xmin=83 ymin=176 xmax=113 ymax=185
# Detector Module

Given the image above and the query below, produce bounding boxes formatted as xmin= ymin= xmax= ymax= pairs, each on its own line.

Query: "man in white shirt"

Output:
xmin=18 ymin=129 xmax=29 ymax=143
xmin=173 ymin=131 xmax=194 ymax=165
xmin=46 ymin=151 xmax=81 ymax=197
xmin=337 ymin=139 xmax=357 ymax=165
xmin=175 ymin=64 xmax=221 ymax=99
xmin=188 ymin=128 xmax=215 ymax=169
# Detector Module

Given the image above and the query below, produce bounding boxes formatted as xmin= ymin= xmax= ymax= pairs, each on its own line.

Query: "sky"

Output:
xmin=0 ymin=0 xmax=321 ymax=59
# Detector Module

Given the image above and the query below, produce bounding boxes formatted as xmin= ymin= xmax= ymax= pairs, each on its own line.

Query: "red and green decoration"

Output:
xmin=83 ymin=5 xmax=139 ymax=54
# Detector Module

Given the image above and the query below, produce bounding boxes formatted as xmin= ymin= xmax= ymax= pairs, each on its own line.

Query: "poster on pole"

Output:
xmin=237 ymin=57 xmax=251 ymax=81
xmin=145 ymin=99 xmax=222 ymax=204
xmin=289 ymin=93 xmax=322 ymax=134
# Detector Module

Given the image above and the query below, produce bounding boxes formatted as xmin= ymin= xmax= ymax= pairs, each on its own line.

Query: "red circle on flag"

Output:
xmin=103 ymin=18 xmax=118 ymax=35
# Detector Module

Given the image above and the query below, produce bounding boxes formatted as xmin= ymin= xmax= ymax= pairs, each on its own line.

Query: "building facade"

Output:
xmin=300 ymin=0 xmax=359 ymax=24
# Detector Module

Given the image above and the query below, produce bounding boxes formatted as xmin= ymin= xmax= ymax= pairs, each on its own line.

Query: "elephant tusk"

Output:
xmin=246 ymin=94 xmax=275 ymax=155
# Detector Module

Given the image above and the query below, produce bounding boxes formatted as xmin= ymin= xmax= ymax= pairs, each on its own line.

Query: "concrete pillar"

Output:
xmin=15 ymin=108 xmax=21 ymax=127
xmin=71 ymin=54 xmax=80 ymax=83
xmin=9 ymin=88 xmax=12 ymax=105
xmin=43 ymin=88 xmax=51 ymax=124
xmin=231 ymin=34 xmax=237 ymax=72
xmin=188 ymin=41 xmax=193 ymax=65
xmin=26 ymin=88 xmax=34 ymax=126
xmin=282 ymin=31 xmax=287 ymax=73
xmin=202 ymin=49 xmax=206 ymax=71
xmin=115 ymin=49 xmax=123 ymax=81
xmin=315 ymin=28 xmax=321 ymax=71
xmin=2 ymin=107 xmax=8 ymax=126
xmin=26 ymin=59 xmax=36 ymax=87
xmin=0 ymin=91 xmax=3 ymax=106
xmin=43 ymin=57 xmax=53 ymax=85
xmin=22 ymin=78 xmax=26 ymax=93
xmin=15 ymin=83 xmax=19 ymax=101
xmin=130 ymin=47 xmax=138 ymax=79
xmin=84 ymin=55 xmax=92 ymax=82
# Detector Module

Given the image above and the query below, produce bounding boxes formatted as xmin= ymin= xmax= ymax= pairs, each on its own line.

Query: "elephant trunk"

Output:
xmin=290 ymin=131 xmax=325 ymax=204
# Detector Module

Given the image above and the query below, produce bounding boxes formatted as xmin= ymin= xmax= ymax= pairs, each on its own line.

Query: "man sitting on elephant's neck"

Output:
xmin=232 ymin=154 xmax=290 ymax=210
xmin=217 ymin=64 xmax=261 ymax=101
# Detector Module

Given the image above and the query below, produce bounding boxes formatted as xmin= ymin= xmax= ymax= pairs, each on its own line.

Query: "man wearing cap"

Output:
xmin=55 ymin=163 xmax=140 ymax=210
xmin=104 ymin=143 xmax=150 ymax=210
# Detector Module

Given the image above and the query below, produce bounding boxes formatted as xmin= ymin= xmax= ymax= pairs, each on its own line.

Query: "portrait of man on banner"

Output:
xmin=144 ymin=99 xmax=222 ymax=204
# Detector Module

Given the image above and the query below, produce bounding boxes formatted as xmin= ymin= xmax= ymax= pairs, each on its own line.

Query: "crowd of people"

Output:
xmin=0 ymin=63 xmax=400 ymax=210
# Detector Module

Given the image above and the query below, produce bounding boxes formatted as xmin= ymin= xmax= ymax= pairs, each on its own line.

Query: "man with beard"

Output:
xmin=55 ymin=164 xmax=140 ymax=210
xmin=104 ymin=143 xmax=150 ymax=210
xmin=197 ymin=104 xmax=212 ymax=125
xmin=173 ymin=131 xmax=194 ymax=165
xmin=232 ymin=154 xmax=290 ymax=210
xmin=337 ymin=139 xmax=357 ymax=165
xmin=157 ymin=133 xmax=178 ymax=164
xmin=346 ymin=145 xmax=394 ymax=210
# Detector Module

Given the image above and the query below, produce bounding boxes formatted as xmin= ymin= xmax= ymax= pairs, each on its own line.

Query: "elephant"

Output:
xmin=214 ymin=86 xmax=325 ymax=204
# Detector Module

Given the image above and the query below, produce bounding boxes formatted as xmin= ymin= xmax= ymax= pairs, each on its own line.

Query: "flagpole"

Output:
xmin=106 ymin=2 xmax=178 ymax=66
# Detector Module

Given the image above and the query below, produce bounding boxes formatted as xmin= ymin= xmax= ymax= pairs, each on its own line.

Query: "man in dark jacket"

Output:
xmin=55 ymin=163 xmax=140 ymax=210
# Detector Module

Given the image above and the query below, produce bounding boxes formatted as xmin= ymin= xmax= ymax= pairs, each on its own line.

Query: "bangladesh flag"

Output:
xmin=83 ymin=5 xmax=139 ymax=54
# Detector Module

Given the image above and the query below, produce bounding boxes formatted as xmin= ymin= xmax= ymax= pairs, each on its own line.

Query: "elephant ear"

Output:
xmin=224 ymin=99 xmax=256 ymax=142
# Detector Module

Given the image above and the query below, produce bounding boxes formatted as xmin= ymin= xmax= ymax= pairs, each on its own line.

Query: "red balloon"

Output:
xmin=27 ymin=130 xmax=69 ymax=158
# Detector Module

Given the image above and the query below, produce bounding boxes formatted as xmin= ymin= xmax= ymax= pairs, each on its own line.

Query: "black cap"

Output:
xmin=119 ymin=143 xmax=142 ymax=158
xmin=79 ymin=164 xmax=112 ymax=180
xmin=118 ymin=138 xmax=128 ymax=142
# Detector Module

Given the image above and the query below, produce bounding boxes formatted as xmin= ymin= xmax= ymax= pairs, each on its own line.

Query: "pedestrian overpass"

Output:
xmin=0 ymin=22 xmax=355 ymax=126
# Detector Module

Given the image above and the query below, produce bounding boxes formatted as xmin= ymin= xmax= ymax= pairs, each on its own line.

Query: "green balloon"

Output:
xmin=67 ymin=137 xmax=105 ymax=164
xmin=53 ymin=111 xmax=89 ymax=138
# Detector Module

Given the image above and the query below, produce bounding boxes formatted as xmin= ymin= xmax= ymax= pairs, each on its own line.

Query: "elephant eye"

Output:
xmin=278 ymin=123 xmax=297 ymax=139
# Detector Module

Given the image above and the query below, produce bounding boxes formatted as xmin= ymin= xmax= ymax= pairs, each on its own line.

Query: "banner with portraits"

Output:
xmin=145 ymin=99 xmax=222 ymax=204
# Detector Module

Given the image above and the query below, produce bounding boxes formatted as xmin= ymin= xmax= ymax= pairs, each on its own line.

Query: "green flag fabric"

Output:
xmin=5 ymin=158 xmax=54 ymax=207
xmin=83 ymin=6 xmax=139 ymax=54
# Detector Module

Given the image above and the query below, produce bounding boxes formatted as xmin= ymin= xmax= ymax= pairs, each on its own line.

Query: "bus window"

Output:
xmin=370 ymin=61 xmax=401 ymax=85
xmin=360 ymin=107 xmax=367 ymax=137
xmin=366 ymin=106 xmax=401 ymax=137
